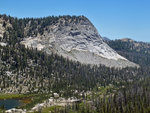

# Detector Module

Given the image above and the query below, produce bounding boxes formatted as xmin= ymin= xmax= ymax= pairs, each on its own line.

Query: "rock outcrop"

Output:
xmin=21 ymin=16 xmax=138 ymax=68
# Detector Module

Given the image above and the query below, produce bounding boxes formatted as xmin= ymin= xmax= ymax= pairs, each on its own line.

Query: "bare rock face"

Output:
xmin=21 ymin=16 xmax=138 ymax=68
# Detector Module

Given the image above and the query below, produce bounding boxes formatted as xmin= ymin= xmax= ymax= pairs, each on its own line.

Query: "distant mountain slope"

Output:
xmin=102 ymin=37 xmax=111 ymax=42
xmin=18 ymin=16 xmax=138 ymax=68
xmin=107 ymin=38 xmax=150 ymax=67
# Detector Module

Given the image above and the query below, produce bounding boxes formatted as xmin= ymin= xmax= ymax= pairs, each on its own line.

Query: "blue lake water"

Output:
xmin=0 ymin=99 xmax=21 ymax=110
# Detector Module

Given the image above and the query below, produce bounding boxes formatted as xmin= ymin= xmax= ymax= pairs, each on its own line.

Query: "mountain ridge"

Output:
xmin=0 ymin=14 xmax=138 ymax=68
xmin=19 ymin=15 xmax=138 ymax=68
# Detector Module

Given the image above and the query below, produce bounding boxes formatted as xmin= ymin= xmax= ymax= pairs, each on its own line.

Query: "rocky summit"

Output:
xmin=20 ymin=16 xmax=138 ymax=68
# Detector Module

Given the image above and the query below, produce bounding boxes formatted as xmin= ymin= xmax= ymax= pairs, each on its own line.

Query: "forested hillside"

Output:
xmin=1 ymin=14 xmax=150 ymax=112
xmin=107 ymin=38 xmax=150 ymax=67
xmin=0 ymin=39 xmax=144 ymax=94
xmin=0 ymin=14 xmax=143 ymax=94
xmin=50 ymin=77 xmax=150 ymax=113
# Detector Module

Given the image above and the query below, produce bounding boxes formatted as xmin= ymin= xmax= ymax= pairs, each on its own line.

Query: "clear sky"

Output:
xmin=1 ymin=0 xmax=150 ymax=42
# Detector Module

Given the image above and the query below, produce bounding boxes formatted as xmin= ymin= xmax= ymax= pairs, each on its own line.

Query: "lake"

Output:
xmin=0 ymin=99 xmax=21 ymax=110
